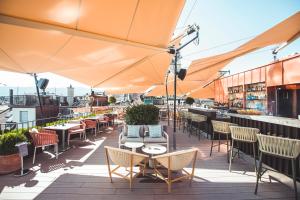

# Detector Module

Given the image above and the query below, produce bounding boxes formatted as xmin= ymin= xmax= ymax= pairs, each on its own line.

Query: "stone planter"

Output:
xmin=0 ymin=153 xmax=21 ymax=175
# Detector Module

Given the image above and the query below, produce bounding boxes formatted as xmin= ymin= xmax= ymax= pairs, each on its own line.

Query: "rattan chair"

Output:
xmin=189 ymin=114 xmax=207 ymax=140
xmin=29 ymin=129 xmax=59 ymax=164
xmin=67 ymin=121 xmax=86 ymax=146
xmin=104 ymin=146 xmax=148 ymax=189
xmin=255 ymin=134 xmax=300 ymax=200
xmin=152 ymin=148 xmax=198 ymax=193
xmin=210 ymin=120 xmax=237 ymax=162
xmin=229 ymin=126 xmax=259 ymax=172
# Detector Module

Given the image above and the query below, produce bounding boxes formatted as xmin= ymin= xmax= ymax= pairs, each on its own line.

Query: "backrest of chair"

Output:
xmin=80 ymin=121 xmax=86 ymax=129
xmin=256 ymin=134 xmax=300 ymax=159
xmin=105 ymin=146 xmax=146 ymax=167
xmin=229 ymin=126 xmax=259 ymax=142
xmin=30 ymin=129 xmax=57 ymax=146
xmin=191 ymin=114 xmax=207 ymax=122
xmin=211 ymin=120 xmax=237 ymax=134
xmin=156 ymin=148 xmax=197 ymax=171
xmin=84 ymin=120 xmax=96 ymax=128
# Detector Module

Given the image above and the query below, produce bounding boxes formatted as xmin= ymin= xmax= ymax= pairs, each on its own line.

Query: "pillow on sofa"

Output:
xmin=127 ymin=125 xmax=141 ymax=138
xmin=148 ymin=125 xmax=162 ymax=138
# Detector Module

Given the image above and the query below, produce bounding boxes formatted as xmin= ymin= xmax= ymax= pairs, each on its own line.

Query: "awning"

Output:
xmin=187 ymin=84 xmax=215 ymax=99
xmin=0 ymin=0 xmax=185 ymax=87
xmin=186 ymin=11 xmax=300 ymax=81
xmin=105 ymin=85 xmax=150 ymax=95
xmin=146 ymin=79 xmax=205 ymax=96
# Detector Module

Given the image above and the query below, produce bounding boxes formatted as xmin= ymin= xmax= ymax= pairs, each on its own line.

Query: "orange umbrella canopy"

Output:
xmin=186 ymin=11 xmax=300 ymax=81
xmin=0 ymin=0 xmax=185 ymax=88
xmin=146 ymin=78 xmax=205 ymax=97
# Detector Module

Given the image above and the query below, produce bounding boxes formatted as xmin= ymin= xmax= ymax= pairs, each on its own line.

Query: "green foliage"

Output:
xmin=108 ymin=96 xmax=117 ymax=104
xmin=0 ymin=130 xmax=27 ymax=155
xmin=125 ymin=104 xmax=159 ymax=125
xmin=185 ymin=97 xmax=195 ymax=105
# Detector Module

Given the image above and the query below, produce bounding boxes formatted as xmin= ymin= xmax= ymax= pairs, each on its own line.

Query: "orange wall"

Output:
xmin=214 ymin=54 xmax=300 ymax=102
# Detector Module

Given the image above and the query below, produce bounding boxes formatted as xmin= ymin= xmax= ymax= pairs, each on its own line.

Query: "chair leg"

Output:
xmin=229 ymin=139 xmax=234 ymax=172
xmin=252 ymin=143 xmax=257 ymax=174
xmin=94 ymin=128 xmax=96 ymax=136
xmin=254 ymin=151 xmax=263 ymax=195
xmin=33 ymin=147 xmax=37 ymax=164
xmin=210 ymin=131 xmax=215 ymax=157
xmin=198 ymin=123 xmax=201 ymax=141
xmin=218 ymin=133 xmax=221 ymax=152
xmin=291 ymin=159 xmax=298 ymax=200
xmin=67 ymin=133 xmax=70 ymax=146
xmin=226 ymin=134 xmax=229 ymax=163
xmin=55 ymin=144 xmax=58 ymax=159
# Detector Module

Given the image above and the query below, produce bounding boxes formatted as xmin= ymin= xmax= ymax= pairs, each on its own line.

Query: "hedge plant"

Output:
xmin=125 ymin=104 xmax=159 ymax=125
xmin=0 ymin=130 xmax=27 ymax=156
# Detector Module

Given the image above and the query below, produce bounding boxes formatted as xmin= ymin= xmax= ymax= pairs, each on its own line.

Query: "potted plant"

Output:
xmin=108 ymin=96 xmax=117 ymax=105
xmin=0 ymin=130 xmax=27 ymax=174
xmin=185 ymin=97 xmax=195 ymax=106
xmin=125 ymin=104 xmax=159 ymax=125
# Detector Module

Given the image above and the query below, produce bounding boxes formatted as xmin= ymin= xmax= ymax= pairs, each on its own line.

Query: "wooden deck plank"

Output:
xmin=0 ymin=123 xmax=297 ymax=199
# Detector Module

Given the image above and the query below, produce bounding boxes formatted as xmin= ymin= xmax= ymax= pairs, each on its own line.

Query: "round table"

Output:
xmin=142 ymin=144 xmax=167 ymax=168
xmin=124 ymin=142 xmax=144 ymax=152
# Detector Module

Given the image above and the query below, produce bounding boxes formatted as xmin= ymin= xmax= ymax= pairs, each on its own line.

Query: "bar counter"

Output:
xmin=188 ymin=107 xmax=230 ymax=138
xmin=226 ymin=113 xmax=299 ymax=181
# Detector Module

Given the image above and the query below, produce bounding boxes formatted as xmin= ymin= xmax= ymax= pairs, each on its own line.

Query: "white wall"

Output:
xmin=12 ymin=107 xmax=36 ymax=128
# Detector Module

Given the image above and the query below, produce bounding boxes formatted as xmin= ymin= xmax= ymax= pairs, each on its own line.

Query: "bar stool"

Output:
xmin=189 ymin=114 xmax=207 ymax=140
xmin=255 ymin=134 xmax=300 ymax=200
xmin=229 ymin=126 xmax=259 ymax=173
xmin=210 ymin=120 xmax=237 ymax=162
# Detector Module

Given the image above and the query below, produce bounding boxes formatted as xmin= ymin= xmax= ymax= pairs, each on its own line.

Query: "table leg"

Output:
xmin=60 ymin=130 xmax=70 ymax=152
xmin=132 ymin=147 xmax=136 ymax=152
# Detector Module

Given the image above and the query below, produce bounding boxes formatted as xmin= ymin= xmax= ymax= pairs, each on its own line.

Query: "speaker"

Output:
xmin=37 ymin=78 xmax=49 ymax=90
xmin=177 ymin=69 xmax=187 ymax=80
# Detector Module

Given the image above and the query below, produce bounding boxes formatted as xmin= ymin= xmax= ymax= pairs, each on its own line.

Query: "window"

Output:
xmin=20 ymin=111 xmax=28 ymax=122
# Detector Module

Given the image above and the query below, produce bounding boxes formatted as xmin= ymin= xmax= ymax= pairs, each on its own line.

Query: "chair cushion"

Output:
xmin=148 ymin=125 xmax=162 ymax=138
xmin=123 ymin=125 xmax=144 ymax=137
xmin=30 ymin=128 xmax=39 ymax=134
xmin=120 ymin=136 xmax=144 ymax=144
xmin=144 ymin=137 xmax=167 ymax=143
xmin=127 ymin=125 xmax=141 ymax=138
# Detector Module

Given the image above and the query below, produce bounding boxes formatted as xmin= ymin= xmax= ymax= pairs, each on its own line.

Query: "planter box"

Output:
xmin=0 ymin=153 xmax=21 ymax=175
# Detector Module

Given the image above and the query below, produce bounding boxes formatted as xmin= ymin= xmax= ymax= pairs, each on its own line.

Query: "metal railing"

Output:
xmin=0 ymin=111 xmax=92 ymax=134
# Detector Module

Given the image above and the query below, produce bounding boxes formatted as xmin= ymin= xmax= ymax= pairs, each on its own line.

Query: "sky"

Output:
xmin=0 ymin=0 xmax=299 ymax=95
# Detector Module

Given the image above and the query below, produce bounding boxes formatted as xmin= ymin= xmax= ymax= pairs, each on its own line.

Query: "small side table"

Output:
xmin=124 ymin=142 xmax=144 ymax=152
xmin=142 ymin=144 xmax=167 ymax=168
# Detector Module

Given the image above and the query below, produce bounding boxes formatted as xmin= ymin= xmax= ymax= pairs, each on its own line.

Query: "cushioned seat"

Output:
xmin=120 ymin=136 xmax=144 ymax=144
xmin=144 ymin=137 xmax=167 ymax=143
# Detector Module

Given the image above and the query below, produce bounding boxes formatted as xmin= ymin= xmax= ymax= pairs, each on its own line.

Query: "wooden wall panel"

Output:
xmin=260 ymin=67 xmax=266 ymax=82
xmin=251 ymin=68 xmax=261 ymax=83
xmin=232 ymin=74 xmax=239 ymax=86
xmin=245 ymin=71 xmax=251 ymax=84
xmin=283 ymin=56 xmax=300 ymax=85
xmin=266 ymin=62 xmax=283 ymax=87
xmin=227 ymin=76 xmax=232 ymax=87
xmin=238 ymin=73 xmax=244 ymax=86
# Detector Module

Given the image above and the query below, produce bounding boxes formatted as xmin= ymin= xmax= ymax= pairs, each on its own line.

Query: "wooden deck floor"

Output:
xmin=0 ymin=122 xmax=296 ymax=200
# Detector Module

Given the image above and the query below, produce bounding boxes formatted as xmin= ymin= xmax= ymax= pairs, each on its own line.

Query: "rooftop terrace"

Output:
xmin=0 ymin=122 xmax=296 ymax=200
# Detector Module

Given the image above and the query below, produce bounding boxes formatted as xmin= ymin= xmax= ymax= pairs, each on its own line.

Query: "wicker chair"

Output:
xmin=84 ymin=119 xmax=97 ymax=136
xmin=104 ymin=146 xmax=148 ymax=189
xmin=229 ymin=126 xmax=259 ymax=172
xmin=152 ymin=148 xmax=198 ymax=193
xmin=29 ymin=129 xmax=59 ymax=164
xmin=210 ymin=120 xmax=237 ymax=162
xmin=255 ymin=134 xmax=300 ymax=200
xmin=67 ymin=121 xmax=86 ymax=146
xmin=189 ymin=114 xmax=207 ymax=140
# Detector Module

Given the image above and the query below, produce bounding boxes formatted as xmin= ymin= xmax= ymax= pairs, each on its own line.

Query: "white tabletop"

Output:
xmin=44 ymin=123 xmax=80 ymax=130
xmin=124 ymin=142 xmax=144 ymax=149
xmin=142 ymin=144 xmax=167 ymax=155
xmin=85 ymin=115 xmax=104 ymax=120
